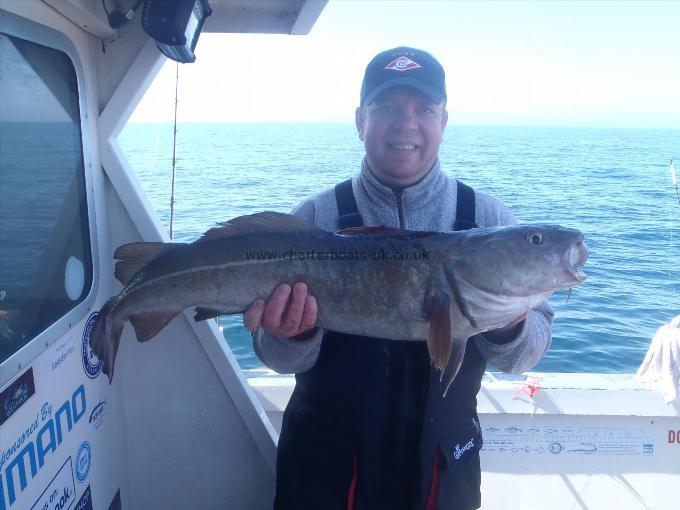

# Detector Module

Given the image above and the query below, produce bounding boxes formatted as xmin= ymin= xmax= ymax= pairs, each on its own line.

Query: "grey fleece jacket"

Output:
xmin=253 ymin=158 xmax=553 ymax=374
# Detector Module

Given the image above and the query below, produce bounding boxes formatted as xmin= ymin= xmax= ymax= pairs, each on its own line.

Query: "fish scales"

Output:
xmin=120 ymin=231 xmax=433 ymax=339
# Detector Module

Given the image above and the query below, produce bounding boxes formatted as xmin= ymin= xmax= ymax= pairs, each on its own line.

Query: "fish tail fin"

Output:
xmin=90 ymin=297 xmax=123 ymax=384
xmin=440 ymin=338 xmax=468 ymax=397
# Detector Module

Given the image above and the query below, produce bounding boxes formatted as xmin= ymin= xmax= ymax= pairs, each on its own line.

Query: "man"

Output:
xmin=245 ymin=47 xmax=553 ymax=510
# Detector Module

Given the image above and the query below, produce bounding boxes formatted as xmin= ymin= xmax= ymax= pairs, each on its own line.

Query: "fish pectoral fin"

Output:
xmin=129 ymin=309 xmax=183 ymax=342
xmin=114 ymin=242 xmax=183 ymax=286
xmin=426 ymin=290 xmax=452 ymax=371
xmin=194 ymin=306 xmax=243 ymax=322
xmin=440 ymin=338 xmax=468 ymax=397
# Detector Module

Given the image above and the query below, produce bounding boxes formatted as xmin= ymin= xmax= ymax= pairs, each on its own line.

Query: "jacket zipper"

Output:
xmin=395 ymin=189 xmax=405 ymax=228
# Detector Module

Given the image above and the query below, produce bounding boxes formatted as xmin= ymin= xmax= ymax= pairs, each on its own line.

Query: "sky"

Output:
xmin=129 ymin=0 xmax=680 ymax=128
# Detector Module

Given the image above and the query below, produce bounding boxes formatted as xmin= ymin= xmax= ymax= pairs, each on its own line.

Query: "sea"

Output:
xmin=119 ymin=123 xmax=680 ymax=374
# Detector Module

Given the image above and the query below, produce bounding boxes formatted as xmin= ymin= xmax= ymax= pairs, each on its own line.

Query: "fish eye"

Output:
xmin=527 ymin=230 xmax=543 ymax=245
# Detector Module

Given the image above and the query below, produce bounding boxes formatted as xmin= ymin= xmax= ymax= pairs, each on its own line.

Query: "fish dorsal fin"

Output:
xmin=337 ymin=225 xmax=437 ymax=239
xmin=114 ymin=242 xmax=178 ymax=286
xmin=129 ymin=309 xmax=183 ymax=343
xmin=199 ymin=212 xmax=321 ymax=241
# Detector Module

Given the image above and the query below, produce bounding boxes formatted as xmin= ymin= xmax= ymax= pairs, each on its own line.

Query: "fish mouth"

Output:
xmin=561 ymin=241 xmax=588 ymax=285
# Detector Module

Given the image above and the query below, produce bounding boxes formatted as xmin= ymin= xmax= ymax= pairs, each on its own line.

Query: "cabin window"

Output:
xmin=0 ymin=33 xmax=92 ymax=363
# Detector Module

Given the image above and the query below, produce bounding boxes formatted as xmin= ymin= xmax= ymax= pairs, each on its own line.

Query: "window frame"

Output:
xmin=0 ymin=10 xmax=99 ymax=388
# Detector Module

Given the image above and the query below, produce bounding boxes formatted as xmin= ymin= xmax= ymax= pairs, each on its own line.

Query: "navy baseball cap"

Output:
xmin=360 ymin=47 xmax=446 ymax=106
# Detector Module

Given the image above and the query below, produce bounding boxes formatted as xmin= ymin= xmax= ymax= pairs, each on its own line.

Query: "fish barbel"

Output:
xmin=89 ymin=212 xmax=588 ymax=394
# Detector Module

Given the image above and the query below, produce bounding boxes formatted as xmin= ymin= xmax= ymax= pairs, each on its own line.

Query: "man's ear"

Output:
xmin=355 ymin=106 xmax=365 ymax=141
xmin=441 ymin=108 xmax=449 ymax=135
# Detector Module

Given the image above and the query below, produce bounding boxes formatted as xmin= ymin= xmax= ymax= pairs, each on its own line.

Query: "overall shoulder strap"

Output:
xmin=453 ymin=180 xmax=477 ymax=231
xmin=334 ymin=178 xmax=364 ymax=229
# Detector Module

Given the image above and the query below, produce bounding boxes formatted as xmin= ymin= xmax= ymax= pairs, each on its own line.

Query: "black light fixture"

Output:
xmin=142 ymin=0 xmax=212 ymax=63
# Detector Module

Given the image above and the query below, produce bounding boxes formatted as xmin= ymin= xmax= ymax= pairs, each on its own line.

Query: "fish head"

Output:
xmin=446 ymin=224 xmax=588 ymax=298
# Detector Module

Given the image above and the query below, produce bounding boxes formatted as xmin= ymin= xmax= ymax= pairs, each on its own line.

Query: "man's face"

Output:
xmin=356 ymin=86 xmax=448 ymax=188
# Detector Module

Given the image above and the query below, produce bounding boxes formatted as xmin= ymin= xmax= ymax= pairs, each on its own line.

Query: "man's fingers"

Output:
xmin=279 ymin=282 xmax=308 ymax=336
xmin=253 ymin=282 xmax=317 ymax=338
xmin=243 ymin=299 xmax=265 ymax=331
xmin=262 ymin=284 xmax=292 ymax=331
xmin=299 ymin=295 xmax=318 ymax=333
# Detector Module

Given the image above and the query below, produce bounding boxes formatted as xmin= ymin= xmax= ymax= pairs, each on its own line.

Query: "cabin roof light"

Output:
xmin=142 ymin=0 xmax=212 ymax=63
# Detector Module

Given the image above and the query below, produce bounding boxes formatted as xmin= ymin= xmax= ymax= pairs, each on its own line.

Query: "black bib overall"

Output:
xmin=275 ymin=180 xmax=485 ymax=510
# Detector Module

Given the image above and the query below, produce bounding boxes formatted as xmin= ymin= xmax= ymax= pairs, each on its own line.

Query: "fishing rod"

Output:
xmin=170 ymin=61 xmax=179 ymax=240
xmin=671 ymin=160 xmax=680 ymax=210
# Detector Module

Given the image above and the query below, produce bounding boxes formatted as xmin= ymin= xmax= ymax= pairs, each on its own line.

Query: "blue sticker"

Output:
xmin=107 ymin=489 xmax=121 ymax=510
xmin=76 ymin=441 xmax=92 ymax=483
xmin=82 ymin=313 xmax=102 ymax=379
xmin=549 ymin=442 xmax=563 ymax=454
xmin=1 ymin=367 xmax=35 ymax=425
xmin=75 ymin=485 xmax=94 ymax=510
xmin=88 ymin=400 xmax=106 ymax=431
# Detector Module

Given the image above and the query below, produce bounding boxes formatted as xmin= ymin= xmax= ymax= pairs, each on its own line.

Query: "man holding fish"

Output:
xmin=90 ymin=45 xmax=587 ymax=510
xmin=245 ymin=47 xmax=556 ymax=510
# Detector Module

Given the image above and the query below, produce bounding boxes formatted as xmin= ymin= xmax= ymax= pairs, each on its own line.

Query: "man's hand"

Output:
xmin=484 ymin=309 xmax=530 ymax=344
xmin=244 ymin=282 xmax=318 ymax=339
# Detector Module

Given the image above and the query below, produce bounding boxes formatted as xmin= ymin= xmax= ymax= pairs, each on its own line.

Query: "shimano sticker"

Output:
xmin=1 ymin=385 xmax=86 ymax=509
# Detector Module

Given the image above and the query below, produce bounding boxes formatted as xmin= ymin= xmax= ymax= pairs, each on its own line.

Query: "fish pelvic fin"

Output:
xmin=114 ymin=242 xmax=180 ymax=286
xmin=194 ymin=305 xmax=244 ymax=322
xmin=441 ymin=338 xmax=468 ymax=397
xmin=129 ymin=309 xmax=183 ymax=342
xmin=90 ymin=297 xmax=124 ymax=384
xmin=426 ymin=289 xmax=452 ymax=371
xmin=199 ymin=211 xmax=322 ymax=242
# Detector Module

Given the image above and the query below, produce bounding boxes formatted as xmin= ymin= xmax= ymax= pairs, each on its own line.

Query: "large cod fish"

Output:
xmin=89 ymin=212 xmax=588 ymax=394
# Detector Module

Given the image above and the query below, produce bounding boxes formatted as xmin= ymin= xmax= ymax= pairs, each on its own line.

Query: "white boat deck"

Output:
xmin=249 ymin=371 xmax=680 ymax=510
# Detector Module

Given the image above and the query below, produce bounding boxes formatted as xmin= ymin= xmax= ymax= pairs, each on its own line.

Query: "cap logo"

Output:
xmin=384 ymin=56 xmax=421 ymax=72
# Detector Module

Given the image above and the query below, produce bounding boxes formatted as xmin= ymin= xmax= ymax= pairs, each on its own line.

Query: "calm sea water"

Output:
xmin=119 ymin=123 xmax=680 ymax=374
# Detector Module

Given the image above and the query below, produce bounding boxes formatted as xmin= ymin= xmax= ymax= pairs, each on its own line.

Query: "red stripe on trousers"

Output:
xmin=347 ymin=454 xmax=358 ymax=510
xmin=346 ymin=453 xmax=440 ymax=510
xmin=425 ymin=453 xmax=441 ymax=510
